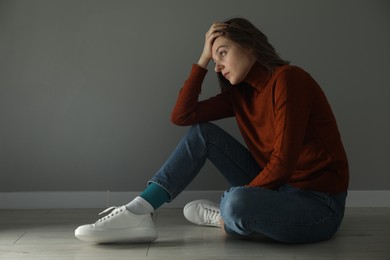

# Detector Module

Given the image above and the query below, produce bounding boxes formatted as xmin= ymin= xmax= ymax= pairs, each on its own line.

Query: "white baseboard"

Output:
xmin=0 ymin=190 xmax=389 ymax=209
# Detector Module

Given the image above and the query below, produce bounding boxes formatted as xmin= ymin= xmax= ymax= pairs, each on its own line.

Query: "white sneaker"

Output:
xmin=75 ymin=206 xmax=157 ymax=243
xmin=183 ymin=200 xmax=221 ymax=227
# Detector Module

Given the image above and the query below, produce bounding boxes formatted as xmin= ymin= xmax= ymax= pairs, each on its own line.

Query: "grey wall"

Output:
xmin=0 ymin=0 xmax=389 ymax=192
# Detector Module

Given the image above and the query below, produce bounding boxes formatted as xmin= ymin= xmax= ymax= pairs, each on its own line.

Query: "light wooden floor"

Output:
xmin=0 ymin=207 xmax=389 ymax=259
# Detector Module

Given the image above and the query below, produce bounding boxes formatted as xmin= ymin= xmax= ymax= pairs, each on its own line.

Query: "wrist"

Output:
xmin=197 ymin=55 xmax=211 ymax=69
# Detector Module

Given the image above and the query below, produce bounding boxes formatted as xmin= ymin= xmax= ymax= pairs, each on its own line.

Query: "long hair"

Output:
xmin=217 ymin=18 xmax=289 ymax=91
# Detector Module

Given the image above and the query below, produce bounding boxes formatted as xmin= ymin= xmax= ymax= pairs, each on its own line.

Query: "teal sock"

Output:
xmin=140 ymin=182 xmax=171 ymax=210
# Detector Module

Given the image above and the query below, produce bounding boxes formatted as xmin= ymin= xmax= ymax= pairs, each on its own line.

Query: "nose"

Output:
xmin=215 ymin=62 xmax=224 ymax=73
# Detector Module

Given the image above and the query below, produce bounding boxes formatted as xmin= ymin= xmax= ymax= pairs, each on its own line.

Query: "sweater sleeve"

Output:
xmin=171 ymin=64 xmax=234 ymax=126
xmin=248 ymin=68 xmax=313 ymax=189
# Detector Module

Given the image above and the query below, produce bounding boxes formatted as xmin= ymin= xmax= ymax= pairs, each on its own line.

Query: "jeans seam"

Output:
xmin=174 ymin=145 xmax=207 ymax=199
xmin=245 ymin=213 xmax=334 ymax=227
xmin=200 ymin=123 xmax=256 ymax=179
xmin=150 ymin=141 xmax=208 ymax=201
xmin=206 ymin=140 xmax=257 ymax=181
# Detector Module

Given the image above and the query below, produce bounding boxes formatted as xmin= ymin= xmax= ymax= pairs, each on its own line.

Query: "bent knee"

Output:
xmin=221 ymin=187 xmax=252 ymax=219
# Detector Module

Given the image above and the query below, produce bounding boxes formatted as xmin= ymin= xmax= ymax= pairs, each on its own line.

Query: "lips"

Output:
xmin=223 ymin=72 xmax=229 ymax=78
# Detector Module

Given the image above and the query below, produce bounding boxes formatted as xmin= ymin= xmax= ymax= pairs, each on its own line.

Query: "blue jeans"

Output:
xmin=150 ymin=122 xmax=346 ymax=243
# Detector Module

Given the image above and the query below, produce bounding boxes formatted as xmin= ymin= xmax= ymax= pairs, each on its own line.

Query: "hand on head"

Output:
xmin=198 ymin=22 xmax=228 ymax=68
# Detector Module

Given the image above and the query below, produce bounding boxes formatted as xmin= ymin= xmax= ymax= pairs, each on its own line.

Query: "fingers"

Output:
xmin=206 ymin=22 xmax=228 ymax=39
xmin=205 ymin=22 xmax=228 ymax=51
xmin=198 ymin=22 xmax=228 ymax=68
xmin=210 ymin=22 xmax=228 ymax=31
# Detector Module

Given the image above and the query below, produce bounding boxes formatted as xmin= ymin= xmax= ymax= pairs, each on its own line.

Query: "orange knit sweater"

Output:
xmin=171 ymin=63 xmax=349 ymax=194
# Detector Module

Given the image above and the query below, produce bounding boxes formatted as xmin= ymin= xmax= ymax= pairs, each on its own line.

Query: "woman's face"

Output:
xmin=212 ymin=36 xmax=256 ymax=85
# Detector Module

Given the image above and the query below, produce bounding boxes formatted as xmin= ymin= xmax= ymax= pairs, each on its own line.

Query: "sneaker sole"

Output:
xmin=75 ymin=227 xmax=158 ymax=244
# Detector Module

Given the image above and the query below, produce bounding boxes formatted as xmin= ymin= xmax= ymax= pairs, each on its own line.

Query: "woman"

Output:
xmin=75 ymin=18 xmax=349 ymax=244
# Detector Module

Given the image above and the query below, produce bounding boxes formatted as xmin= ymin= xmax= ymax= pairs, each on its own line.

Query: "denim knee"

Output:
xmin=221 ymin=187 xmax=248 ymax=217
xmin=220 ymin=187 xmax=253 ymax=236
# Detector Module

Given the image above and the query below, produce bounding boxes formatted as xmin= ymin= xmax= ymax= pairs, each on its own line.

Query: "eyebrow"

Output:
xmin=212 ymin=45 xmax=228 ymax=62
xmin=215 ymin=45 xmax=227 ymax=55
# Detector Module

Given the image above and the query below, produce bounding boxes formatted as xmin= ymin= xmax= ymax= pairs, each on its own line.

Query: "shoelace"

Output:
xmin=97 ymin=206 xmax=124 ymax=222
xmin=203 ymin=207 xmax=221 ymax=226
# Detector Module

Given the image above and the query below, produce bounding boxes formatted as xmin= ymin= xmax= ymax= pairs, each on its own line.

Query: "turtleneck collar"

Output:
xmin=244 ymin=62 xmax=272 ymax=92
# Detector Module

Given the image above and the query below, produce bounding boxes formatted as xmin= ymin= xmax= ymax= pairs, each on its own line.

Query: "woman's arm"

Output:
xmin=170 ymin=65 xmax=233 ymax=126
xmin=171 ymin=23 xmax=233 ymax=126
